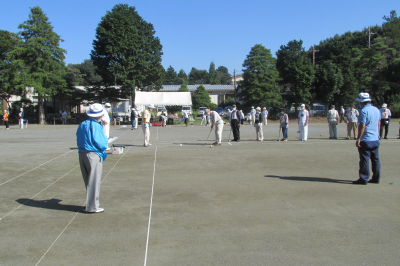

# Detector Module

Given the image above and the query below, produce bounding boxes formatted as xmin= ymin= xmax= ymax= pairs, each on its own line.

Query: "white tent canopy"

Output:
xmin=134 ymin=91 xmax=192 ymax=106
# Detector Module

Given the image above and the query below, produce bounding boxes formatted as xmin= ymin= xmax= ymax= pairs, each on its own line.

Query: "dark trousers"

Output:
xmin=339 ymin=115 xmax=347 ymax=123
xmin=231 ymin=119 xmax=240 ymax=140
xmin=4 ymin=121 xmax=9 ymax=128
xmin=358 ymin=141 xmax=380 ymax=183
xmin=379 ymin=120 xmax=389 ymax=138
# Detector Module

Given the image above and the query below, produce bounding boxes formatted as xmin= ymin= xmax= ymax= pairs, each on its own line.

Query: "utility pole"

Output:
xmin=234 ymin=69 xmax=237 ymax=103
xmin=313 ymin=45 xmax=319 ymax=67
xmin=368 ymin=27 xmax=376 ymax=48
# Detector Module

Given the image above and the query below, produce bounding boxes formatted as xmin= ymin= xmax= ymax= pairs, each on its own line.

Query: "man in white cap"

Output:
xmin=76 ymin=103 xmax=108 ymax=213
xmin=262 ymin=107 xmax=268 ymax=125
xmin=18 ymin=108 xmax=24 ymax=129
xmin=131 ymin=107 xmax=139 ymax=130
xmin=101 ymin=103 xmax=111 ymax=150
xmin=205 ymin=109 xmax=223 ymax=145
xmin=142 ymin=104 xmax=154 ymax=147
xmin=254 ymin=107 xmax=263 ymax=141
xmin=346 ymin=104 xmax=359 ymax=140
xmin=298 ymin=104 xmax=309 ymax=141
xmin=379 ymin=103 xmax=391 ymax=139
xmin=353 ymin=92 xmax=381 ymax=185
xmin=327 ymin=105 xmax=339 ymax=139
xmin=250 ymin=106 xmax=256 ymax=125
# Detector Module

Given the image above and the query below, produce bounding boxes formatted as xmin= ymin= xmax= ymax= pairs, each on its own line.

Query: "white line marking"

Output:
xmin=144 ymin=146 xmax=157 ymax=266
xmin=0 ymin=150 xmax=75 ymax=187
xmin=35 ymin=146 xmax=132 ymax=266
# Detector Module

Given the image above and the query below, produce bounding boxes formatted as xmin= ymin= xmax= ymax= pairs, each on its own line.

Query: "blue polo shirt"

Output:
xmin=359 ymin=104 xmax=381 ymax=142
xmin=76 ymin=118 xmax=108 ymax=161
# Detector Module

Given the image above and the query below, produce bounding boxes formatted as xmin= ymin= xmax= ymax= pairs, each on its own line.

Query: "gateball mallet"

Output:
xmin=204 ymin=128 xmax=212 ymax=145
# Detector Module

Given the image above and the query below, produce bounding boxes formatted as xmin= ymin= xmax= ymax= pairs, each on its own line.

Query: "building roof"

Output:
xmin=160 ymin=85 xmax=235 ymax=91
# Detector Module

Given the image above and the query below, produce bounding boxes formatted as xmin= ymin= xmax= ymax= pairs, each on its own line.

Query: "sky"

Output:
xmin=1 ymin=0 xmax=399 ymax=76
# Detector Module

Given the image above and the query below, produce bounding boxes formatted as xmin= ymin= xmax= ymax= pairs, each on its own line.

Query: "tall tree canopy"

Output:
xmin=188 ymin=67 xmax=208 ymax=84
xmin=276 ymin=40 xmax=314 ymax=109
xmin=0 ymin=30 xmax=24 ymax=109
xmin=164 ymin=65 xmax=178 ymax=85
xmin=16 ymin=6 xmax=66 ymax=124
xmin=208 ymin=61 xmax=219 ymax=84
xmin=239 ymin=44 xmax=281 ymax=109
xmin=91 ymin=4 xmax=164 ymax=98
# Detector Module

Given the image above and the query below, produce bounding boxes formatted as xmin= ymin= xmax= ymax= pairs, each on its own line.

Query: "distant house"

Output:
xmin=225 ymin=74 xmax=243 ymax=85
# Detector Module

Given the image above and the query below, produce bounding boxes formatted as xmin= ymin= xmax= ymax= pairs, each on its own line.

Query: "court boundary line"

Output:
xmin=34 ymin=129 xmax=140 ymax=265
xmin=144 ymin=146 xmax=157 ymax=266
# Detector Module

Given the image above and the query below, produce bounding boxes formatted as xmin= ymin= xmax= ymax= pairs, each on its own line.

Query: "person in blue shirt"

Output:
xmin=76 ymin=103 xmax=108 ymax=213
xmin=353 ymin=93 xmax=381 ymax=185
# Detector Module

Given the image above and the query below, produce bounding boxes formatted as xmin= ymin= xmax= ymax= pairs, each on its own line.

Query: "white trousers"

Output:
xmin=201 ymin=117 xmax=206 ymax=125
xmin=19 ymin=118 xmax=24 ymax=129
xmin=263 ymin=117 xmax=267 ymax=125
xmin=142 ymin=123 xmax=150 ymax=145
xmin=255 ymin=123 xmax=263 ymax=140
xmin=299 ymin=122 xmax=308 ymax=140
xmin=135 ymin=118 xmax=138 ymax=129
xmin=215 ymin=120 xmax=224 ymax=143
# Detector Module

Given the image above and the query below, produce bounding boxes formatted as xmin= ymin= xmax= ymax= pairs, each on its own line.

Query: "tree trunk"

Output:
xmin=38 ymin=96 xmax=45 ymax=125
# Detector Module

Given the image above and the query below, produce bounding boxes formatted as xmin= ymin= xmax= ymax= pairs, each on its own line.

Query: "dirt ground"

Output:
xmin=0 ymin=121 xmax=399 ymax=266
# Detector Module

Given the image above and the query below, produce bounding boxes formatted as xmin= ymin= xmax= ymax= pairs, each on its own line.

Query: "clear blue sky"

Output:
xmin=1 ymin=0 xmax=399 ymax=76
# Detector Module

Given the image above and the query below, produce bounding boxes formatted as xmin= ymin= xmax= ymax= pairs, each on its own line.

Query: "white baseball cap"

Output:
xmin=382 ymin=103 xmax=387 ymax=108
xmin=300 ymin=104 xmax=305 ymax=107
xmin=356 ymin=93 xmax=371 ymax=102
xmin=263 ymin=107 xmax=266 ymax=110
xmin=148 ymin=104 xmax=155 ymax=109
xmin=87 ymin=103 xmax=106 ymax=117
xmin=105 ymin=103 xmax=111 ymax=107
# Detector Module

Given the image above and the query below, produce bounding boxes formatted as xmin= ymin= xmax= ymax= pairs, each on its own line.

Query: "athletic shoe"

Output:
xmin=352 ymin=179 xmax=367 ymax=185
xmin=105 ymin=148 xmax=111 ymax=151
xmin=368 ymin=179 xmax=379 ymax=184
xmin=284 ymin=139 xmax=287 ymax=141
xmin=84 ymin=208 xmax=104 ymax=213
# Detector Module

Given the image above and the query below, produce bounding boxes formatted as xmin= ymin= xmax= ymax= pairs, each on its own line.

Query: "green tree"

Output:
xmin=216 ymin=66 xmax=230 ymax=84
xmin=91 ymin=4 xmax=164 ymax=96
xmin=276 ymin=40 xmax=315 ymax=109
xmin=0 ymin=30 xmax=25 ymax=110
xmin=192 ymin=85 xmax=211 ymax=109
xmin=16 ymin=6 xmax=67 ymax=124
xmin=188 ymin=67 xmax=208 ymax=84
xmin=177 ymin=69 xmax=188 ymax=84
xmin=239 ymin=44 xmax=281 ymax=109
xmin=313 ymin=60 xmax=344 ymax=105
xmin=164 ymin=65 xmax=178 ymax=85
xmin=178 ymin=83 xmax=189 ymax=92
xmin=208 ymin=61 xmax=219 ymax=84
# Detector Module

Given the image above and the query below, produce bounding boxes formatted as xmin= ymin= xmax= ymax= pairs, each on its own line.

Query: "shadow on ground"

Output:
xmin=16 ymin=198 xmax=83 ymax=212
xmin=265 ymin=175 xmax=352 ymax=184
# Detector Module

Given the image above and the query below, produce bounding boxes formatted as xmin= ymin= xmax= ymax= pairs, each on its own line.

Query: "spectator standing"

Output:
xmin=254 ymin=107 xmax=263 ymax=141
xmin=182 ymin=110 xmax=189 ymax=126
xmin=18 ymin=108 xmax=24 ymax=129
xmin=298 ymin=104 xmax=309 ymax=141
xmin=229 ymin=104 xmax=242 ymax=141
xmin=62 ymin=110 xmax=68 ymax=124
xmin=262 ymin=107 xmax=268 ymax=125
xmin=280 ymin=109 xmax=289 ymax=141
xmin=353 ymin=93 xmax=381 ymax=185
xmin=201 ymin=112 xmax=206 ymax=125
xmin=327 ymin=105 xmax=339 ymax=139
xmin=346 ymin=105 xmax=359 ymax=140
xmin=339 ymin=106 xmax=347 ymax=123
xmin=142 ymin=104 xmax=154 ymax=147
xmin=3 ymin=109 xmax=9 ymax=129
xmin=379 ymin=103 xmax=391 ymax=139
xmin=250 ymin=106 xmax=256 ymax=125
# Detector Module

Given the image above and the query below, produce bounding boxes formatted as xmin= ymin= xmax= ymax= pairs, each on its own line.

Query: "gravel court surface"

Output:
xmin=0 ymin=122 xmax=399 ymax=265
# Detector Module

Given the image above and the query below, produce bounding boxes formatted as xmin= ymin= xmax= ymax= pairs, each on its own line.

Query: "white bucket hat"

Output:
xmin=105 ymin=103 xmax=111 ymax=107
xmin=356 ymin=93 xmax=371 ymax=102
xmin=148 ymin=104 xmax=155 ymax=109
xmin=87 ymin=103 xmax=106 ymax=117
